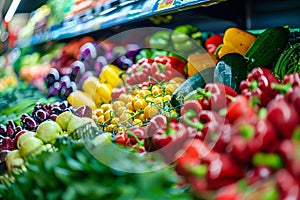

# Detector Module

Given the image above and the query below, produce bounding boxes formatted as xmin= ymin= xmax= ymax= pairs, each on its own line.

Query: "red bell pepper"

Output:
xmin=246 ymin=166 xmax=274 ymax=185
xmin=180 ymin=100 xmax=202 ymax=120
xmin=278 ymin=140 xmax=300 ymax=180
xmin=275 ymin=169 xmax=300 ymax=200
xmin=228 ymin=117 xmax=278 ymax=165
xmin=240 ymin=67 xmax=280 ymax=107
xmin=252 ymin=152 xmax=283 ymax=170
xmin=226 ymin=95 xmax=257 ymax=123
xmin=126 ymin=58 xmax=153 ymax=85
xmin=215 ymin=182 xmax=245 ymax=200
xmin=267 ymin=97 xmax=300 ymax=139
xmin=175 ymin=139 xmax=243 ymax=191
xmin=205 ymin=34 xmax=223 ymax=54
xmin=272 ymin=73 xmax=300 ymax=116
xmin=206 ymin=153 xmax=244 ymax=187
xmin=144 ymin=114 xmax=189 ymax=163
xmin=198 ymin=83 xmax=238 ymax=111
xmin=154 ymin=55 xmax=187 ymax=77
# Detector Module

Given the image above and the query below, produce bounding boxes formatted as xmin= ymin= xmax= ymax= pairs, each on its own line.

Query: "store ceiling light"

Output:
xmin=4 ymin=0 xmax=21 ymax=23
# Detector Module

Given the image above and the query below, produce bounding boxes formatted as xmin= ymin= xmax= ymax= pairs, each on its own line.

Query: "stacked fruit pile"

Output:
xmin=0 ymin=25 xmax=300 ymax=199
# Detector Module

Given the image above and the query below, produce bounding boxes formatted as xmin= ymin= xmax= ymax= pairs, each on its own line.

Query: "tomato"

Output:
xmin=100 ymin=103 xmax=112 ymax=112
xmin=119 ymin=93 xmax=133 ymax=103
xmin=165 ymin=83 xmax=178 ymax=95
xmin=126 ymin=102 xmax=135 ymax=112
xmin=106 ymin=124 xmax=117 ymax=132
xmin=132 ymin=88 xmax=141 ymax=95
xmin=135 ymin=113 xmax=145 ymax=121
xmin=145 ymin=96 xmax=154 ymax=102
xmin=119 ymin=112 xmax=133 ymax=124
xmin=144 ymin=104 xmax=159 ymax=119
xmin=94 ymin=108 xmax=104 ymax=117
xmin=138 ymin=89 xmax=151 ymax=98
xmin=133 ymin=118 xmax=143 ymax=126
xmin=97 ymin=115 xmax=105 ymax=123
xmin=111 ymin=117 xmax=119 ymax=124
xmin=153 ymin=96 xmax=164 ymax=105
xmin=104 ymin=109 xmax=114 ymax=121
xmin=116 ymin=106 xmax=127 ymax=116
xmin=112 ymin=100 xmax=125 ymax=111
xmin=134 ymin=98 xmax=148 ymax=110
xmin=151 ymin=85 xmax=163 ymax=96
xmin=115 ymin=132 xmax=130 ymax=146
xmin=163 ymin=95 xmax=171 ymax=102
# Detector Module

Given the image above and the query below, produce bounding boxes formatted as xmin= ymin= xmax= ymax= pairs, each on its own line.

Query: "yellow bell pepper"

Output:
xmin=99 ymin=64 xmax=122 ymax=88
xmin=82 ymin=76 xmax=101 ymax=100
xmin=217 ymin=27 xmax=256 ymax=58
xmin=95 ymin=83 xmax=113 ymax=106
xmin=67 ymin=90 xmax=96 ymax=110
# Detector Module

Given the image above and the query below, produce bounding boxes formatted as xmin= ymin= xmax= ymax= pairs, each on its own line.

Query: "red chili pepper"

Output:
xmin=144 ymin=114 xmax=189 ymax=163
xmin=275 ymin=169 xmax=300 ymax=200
xmin=198 ymin=83 xmax=238 ymax=111
xmin=154 ymin=55 xmax=187 ymax=77
xmin=240 ymin=67 xmax=280 ymax=107
xmin=205 ymin=34 xmax=223 ymax=54
xmin=278 ymin=140 xmax=300 ymax=180
xmin=267 ymin=97 xmax=300 ymax=139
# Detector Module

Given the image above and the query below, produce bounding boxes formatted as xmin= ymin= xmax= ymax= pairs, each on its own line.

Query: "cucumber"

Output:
xmin=214 ymin=53 xmax=248 ymax=92
xmin=274 ymin=43 xmax=300 ymax=79
xmin=170 ymin=67 xmax=215 ymax=109
xmin=245 ymin=26 xmax=290 ymax=71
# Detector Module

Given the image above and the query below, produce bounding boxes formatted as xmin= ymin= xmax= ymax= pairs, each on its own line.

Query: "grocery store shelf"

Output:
xmin=15 ymin=0 xmax=225 ymax=48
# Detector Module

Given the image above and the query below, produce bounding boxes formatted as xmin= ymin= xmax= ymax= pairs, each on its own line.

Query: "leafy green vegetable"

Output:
xmin=0 ymin=137 xmax=192 ymax=200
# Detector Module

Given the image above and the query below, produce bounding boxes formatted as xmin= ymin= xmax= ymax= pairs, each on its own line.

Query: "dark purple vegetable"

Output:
xmin=47 ymin=82 xmax=61 ymax=97
xmin=45 ymin=68 xmax=60 ymax=87
xmin=70 ymin=61 xmax=85 ymax=82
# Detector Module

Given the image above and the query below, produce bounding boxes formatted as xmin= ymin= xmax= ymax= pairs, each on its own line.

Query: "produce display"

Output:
xmin=0 ymin=22 xmax=300 ymax=200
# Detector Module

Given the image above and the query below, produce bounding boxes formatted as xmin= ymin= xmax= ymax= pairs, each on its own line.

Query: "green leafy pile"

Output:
xmin=0 ymin=137 xmax=191 ymax=200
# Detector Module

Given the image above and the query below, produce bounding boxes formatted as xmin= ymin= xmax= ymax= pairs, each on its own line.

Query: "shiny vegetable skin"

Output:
xmin=170 ymin=67 xmax=215 ymax=109
xmin=214 ymin=53 xmax=248 ymax=92
xmin=245 ymin=26 xmax=290 ymax=71
xmin=217 ymin=27 xmax=256 ymax=58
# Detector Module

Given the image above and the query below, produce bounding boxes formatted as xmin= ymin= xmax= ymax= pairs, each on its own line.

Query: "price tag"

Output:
xmin=157 ymin=0 xmax=175 ymax=10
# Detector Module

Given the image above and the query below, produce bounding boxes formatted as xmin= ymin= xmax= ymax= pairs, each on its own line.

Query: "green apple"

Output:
xmin=55 ymin=111 xmax=75 ymax=131
xmin=5 ymin=149 xmax=22 ymax=171
xmin=67 ymin=115 xmax=96 ymax=135
xmin=20 ymin=137 xmax=44 ymax=157
xmin=17 ymin=131 xmax=36 ymax=149
xmin=36 ymin=120 xmax=62 ymax=143
xmin=8 ymin=158 xmax=25 ymax=172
